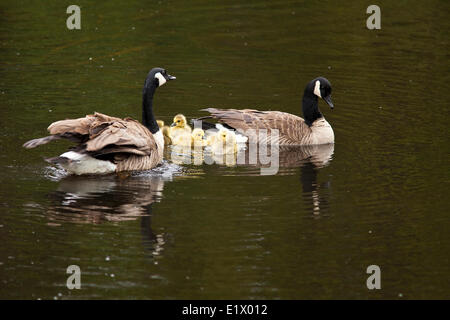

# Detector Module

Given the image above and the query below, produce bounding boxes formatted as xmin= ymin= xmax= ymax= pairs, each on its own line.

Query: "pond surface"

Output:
xmin=0 ymin=0 xmax=449 ymax=299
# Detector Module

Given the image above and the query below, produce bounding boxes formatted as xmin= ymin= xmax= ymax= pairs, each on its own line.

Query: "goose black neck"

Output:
xmin=142 ymin=82 xmax=159 ymax=134
xmin=302 ymin=90 xmax=323 ymax=126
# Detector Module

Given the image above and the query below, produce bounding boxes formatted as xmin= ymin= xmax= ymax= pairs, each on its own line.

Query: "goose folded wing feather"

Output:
xmin=86 ymin=121 xmax=157 ymax=155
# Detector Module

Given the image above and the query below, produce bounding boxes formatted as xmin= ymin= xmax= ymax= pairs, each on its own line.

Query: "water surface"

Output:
xmin=0 ymin=0 xmax=449 ymax=299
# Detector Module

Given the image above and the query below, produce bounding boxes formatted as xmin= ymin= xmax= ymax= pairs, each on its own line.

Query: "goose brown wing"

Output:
xmin=85 ymin=117 xmax=157 ymax=156
xmin=47 ymin=112 xmax=157 ymax=156
xmin=201 ymin=108 xmax=311 ymax=145
xmin=23 ymin=112 xmax=116 ymax=148
xmin=39 ymin=112 xmax=121 ymax=146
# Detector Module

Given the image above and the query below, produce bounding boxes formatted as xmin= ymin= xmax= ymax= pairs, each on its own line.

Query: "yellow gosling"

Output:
xmin=172 ymin=133 xmax=191 ymax=146
xmin=172 ymin=128 xmax=206 ymax=148
xmin=210 ymin=128 xmax=237 ymax=155
xmin=169 ymin=114 xmax=191 ymax=140
xmin=191 ymin=128 xmax=206 ymax=148
xmin=157 ymin=120 xmax=172 ymax=145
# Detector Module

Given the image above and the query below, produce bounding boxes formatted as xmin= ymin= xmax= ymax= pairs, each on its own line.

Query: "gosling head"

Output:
xmin=310 ymin=77 xmax=333 ymax=109
xmin=192 ymin=128 xmax=205 ymax=142
xmin=219 ymin=129 xmax=228 ymax=142
xmin=161 ymin=125 xmax=171 ymax=137
xmin=146 ymin=67 xmax=176 ymax=88
xmin=171 ymin=114 xmax=188 ymax=128
xmin=219 ymin=129 xmax=237 ymax=144
xmin=156 ymin=120 xmax=165 ymax=128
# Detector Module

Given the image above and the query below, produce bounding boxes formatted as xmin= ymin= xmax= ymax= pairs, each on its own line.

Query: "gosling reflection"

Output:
xmin=165 ymin=143 xmax=334 ymax=171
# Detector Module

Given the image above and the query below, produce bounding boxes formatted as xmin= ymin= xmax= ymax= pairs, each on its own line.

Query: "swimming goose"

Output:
xmin=23 ymin=67 xmax=176 ymax=175
xmin=196 ymin=77 xmax=334 ymax=146
xmin=169 ymin=114 xmax=191 ymax=140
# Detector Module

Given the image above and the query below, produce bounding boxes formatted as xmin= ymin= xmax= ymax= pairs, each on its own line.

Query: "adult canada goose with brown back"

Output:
xmin=23 ymin=67 xmax=176 ymax=175
xmin=195 ymin=77 xmax=334 ymax=146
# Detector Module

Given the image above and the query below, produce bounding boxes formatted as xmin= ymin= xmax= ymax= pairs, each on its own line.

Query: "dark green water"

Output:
xmin=0 ymin=0 xmax=449 ymax=299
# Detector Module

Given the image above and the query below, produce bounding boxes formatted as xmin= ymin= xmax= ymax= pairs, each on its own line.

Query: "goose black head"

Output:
xmin=146 ymin=67 xmax=176 ymax=88
xmin=311 ymin=77 xmax=333 ymax=109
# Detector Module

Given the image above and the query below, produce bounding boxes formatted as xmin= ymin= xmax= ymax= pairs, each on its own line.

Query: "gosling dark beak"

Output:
xmin=170 ymin=122 xmax=176 ymax=127
xmin=323 ymin=95 xmax=334 ymax=109
xmin=166 ymin=74 xmax=176 ymax=81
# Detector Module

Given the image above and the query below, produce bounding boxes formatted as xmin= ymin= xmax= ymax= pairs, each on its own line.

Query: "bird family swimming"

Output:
xmin=23 ymin=73 xmax=334 ymax=174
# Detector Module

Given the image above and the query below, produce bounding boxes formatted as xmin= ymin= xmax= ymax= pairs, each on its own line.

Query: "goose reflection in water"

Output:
xmin=269 ymin=144 xmax=333 ymax=216
xmin=165 ymin=142 xmax=334 ymax=169
xmin=47 ymin=175 xmax=165 ymax=221
xmin=44 ymin=174 xmax=169 ymax=258
xmin=242 ymin=143 xmax=334 ymax=216
xmin=165 ymin=143 xmax=334 ymax=215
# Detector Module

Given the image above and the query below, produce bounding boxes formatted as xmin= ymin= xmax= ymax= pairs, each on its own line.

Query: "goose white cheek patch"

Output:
xmin=155 ymin=72 xmax=166 ymax=87
xmin=313 ymin=80 xmax=322 ymax=98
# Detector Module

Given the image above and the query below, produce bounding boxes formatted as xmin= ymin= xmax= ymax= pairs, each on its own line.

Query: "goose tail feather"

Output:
xmin=45 ymin=156 xmax=72 ymax=165
xmin=23 ymin=135 xmax=61 ymax=149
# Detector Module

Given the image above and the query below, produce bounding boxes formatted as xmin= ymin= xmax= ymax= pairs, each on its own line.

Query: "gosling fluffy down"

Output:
xmin=157 ymin=120 xmax=172 ymax=145
xmin=169 ymin=114 xmax=191 ymax=140
xmin=209 ymin=128 xmax=238 ymax=155
xmin=172 ymin=128 xmax=206 ymax=147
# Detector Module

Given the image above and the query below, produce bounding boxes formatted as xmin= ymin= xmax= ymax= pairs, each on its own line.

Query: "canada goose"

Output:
xmin=23 ymin=67 xmax=176 ymax=175
xmin=195 ymin=77 xmax=334 ymax=146
xmin=172 ymin=128 xmax=206 ymax=147
xmin=209 ymin=128 xmax=238 ymax=155
xmin=169 ymin=114 xmax=191 ymax=140
xmin=157 ymin=120 xmax=172 ymax=145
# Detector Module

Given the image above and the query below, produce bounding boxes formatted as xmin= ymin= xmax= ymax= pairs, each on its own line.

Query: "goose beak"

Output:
xmin=323 ymin=95 xmax=334 ymax=109
xmin=170 ymin=122 xmax=176 ymax=127
xmin=167 ymin=74 xmax=176 ymax=81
